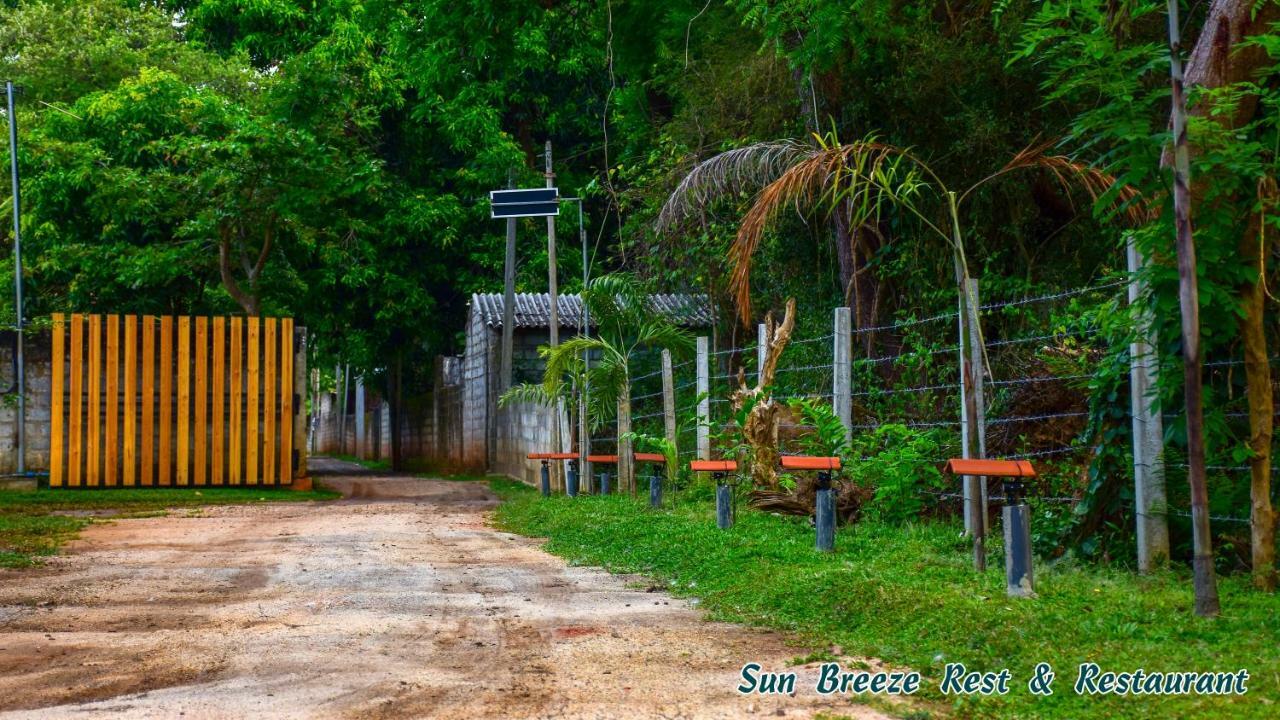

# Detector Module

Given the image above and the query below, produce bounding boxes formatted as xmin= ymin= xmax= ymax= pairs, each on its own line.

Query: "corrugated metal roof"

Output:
xmin=471 ymin=292 xmax=714 ymax=330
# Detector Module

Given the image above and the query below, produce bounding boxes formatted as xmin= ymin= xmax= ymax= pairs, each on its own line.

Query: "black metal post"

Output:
xmin=1002 ymin=478 xmax=1035 ymax=597
xmin=540 ymin=460 xmax=550 ymax=497
xmin=715 ymin=472 xmax=733 ymax=529
xmin=815 ymin=470 xmax=835 ymax=552
xmin=598 ymin=471 xmax=610 ymax=495
xmin=648 ymin=471 xmax=662 ymax=508
xmin=566 ymin=459 xmax=579 ymax=497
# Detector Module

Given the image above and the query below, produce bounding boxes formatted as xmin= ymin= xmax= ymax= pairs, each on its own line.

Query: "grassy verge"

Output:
xmin=0 ymin=483 xmax=340 ymax=568
xmin=491 ymin=480 xmax=1276 ymax=720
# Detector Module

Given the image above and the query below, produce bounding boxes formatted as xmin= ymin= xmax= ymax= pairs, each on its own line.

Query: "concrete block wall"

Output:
xmin=461 ymin=310 xmax=489 ymax=469
xmin=0 ymin=331 xmax=52 ymax=474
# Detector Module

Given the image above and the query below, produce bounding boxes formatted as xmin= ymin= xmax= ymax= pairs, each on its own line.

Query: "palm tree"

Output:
xmin=501 ymin=273 xmax=695 ymax=493
xmin=661 ymin=131 xmax=1147 ymax=571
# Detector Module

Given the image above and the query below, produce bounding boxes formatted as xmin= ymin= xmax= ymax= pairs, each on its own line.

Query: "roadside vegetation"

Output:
xmin=492 ymin=479 xmax=1277 ymax=720
xmin=0 ymin=484 xmax=339 ymax=568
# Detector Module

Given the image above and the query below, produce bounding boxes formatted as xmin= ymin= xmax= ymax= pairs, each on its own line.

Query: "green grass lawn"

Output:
xmin=0 ymin=483 xmax=340 ymax=568
xmin=491 ymin=479 xmax=1278 ymax=720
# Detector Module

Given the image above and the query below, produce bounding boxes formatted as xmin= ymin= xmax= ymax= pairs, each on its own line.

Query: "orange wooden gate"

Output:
xmin=48 ymin=314 xmax=299 ymax=487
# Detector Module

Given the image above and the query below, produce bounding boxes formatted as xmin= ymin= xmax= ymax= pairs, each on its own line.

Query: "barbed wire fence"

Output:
xmin=590 ymin=275 xmax=1280 ymax=564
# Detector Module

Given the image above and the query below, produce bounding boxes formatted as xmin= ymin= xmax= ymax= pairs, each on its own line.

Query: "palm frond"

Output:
xmin=499 ymin=382 xmax=557 ymax=408
xmin=582 ymin=274 xmax=651 ymax=338
xmin=730 ymin=139 xmax=909 ymax=325
xmin=656 ymin=140 xmax=813 ymax=232
xmin=967 ymin=140 xmax=1155 ymax=225
xmin=630 ymin=321 xmax=695 ymax=357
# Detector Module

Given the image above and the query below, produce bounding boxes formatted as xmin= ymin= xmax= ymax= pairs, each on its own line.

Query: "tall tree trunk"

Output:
xmin=1241 ymin=202 xmax=1275 ymax=590
xmin=1169 ymin=0 xmax=1280 ymax=597
xmin=617 ymin=381 xmax=634 ymax=493
xmin=1165 ymin=0 xmax=1219 ymax=617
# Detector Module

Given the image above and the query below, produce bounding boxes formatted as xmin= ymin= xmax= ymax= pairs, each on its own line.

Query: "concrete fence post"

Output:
xmin=696 ymin=337 xmax=710 ymax=461
xmin=662 ymin=349 xmax=677 ymax=454
xmin=1128 ymin=238 xmax=1169 ymax=572
xmin=294 ymin=329 xmax=308 ymax=480
xmin=833 ymin=307 xmax=852 ymax=446
xmin=354 ymin=375 xmax=366 ymax=460
xmin=757 ymin=323 xmax=768 ymax=383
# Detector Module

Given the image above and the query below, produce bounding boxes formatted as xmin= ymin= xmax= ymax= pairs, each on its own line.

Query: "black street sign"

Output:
xmin=490 ymin=187 xmax=560 ymax=218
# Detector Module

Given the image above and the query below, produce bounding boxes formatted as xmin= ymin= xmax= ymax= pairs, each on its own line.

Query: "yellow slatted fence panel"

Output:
xmin=212 ymin=317 xmax=225 ymax=485
xmin=280 ymin=319 xmax=294 ymax=482
xmin=159 ymin=316 xmax=173 ymax=486
xmin=50 ymin=314 xmax=65 ymax=487
xmin=104 ymin=315 xmax=119 ymax=486
xmin=262 ymin=318 xmax=276 ymax=486
xmin=194 ymin=317 xmax=207 ymax=486
xmin=177 ymin=317 xmax=190 ymax=485
xmin=69 ymin=315 xmax=83 ymax=487
xmin=123 ymin=316 xmax=137 ymax=486
xmin=87 ymin=314 xmax=101 ymax=486
xmin=51 ymin=314 xmax=298 ymax=488
xmin=141 ymin=316 xmax=155 ymax=487
xmin=247 ymin=317 xmax=260 ymax=485
xmin=230 ymin=317 xmax=242 ymax=485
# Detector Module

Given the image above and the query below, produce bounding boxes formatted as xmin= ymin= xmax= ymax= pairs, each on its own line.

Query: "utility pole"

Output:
xmin=545 ymin=141 xmax=563 ymax=490
xmin=545 ymin=143 xmax=559 ymax=352
xmin=501 ymin=170 xmax=516 ymax=392
xmin=579 ymin=199 xmax=591 ymax=483
xmin=5 ymin=81 xmax=24 ymax=474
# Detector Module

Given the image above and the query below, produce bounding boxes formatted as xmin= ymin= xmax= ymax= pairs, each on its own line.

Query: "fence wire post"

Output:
xmin=696 ymin=337 xmax=710 ymax=461
xmin=757 ymin=323 xmax=768 ymax=382
xmin=959 ymin=279 xmax=988 ymax=537
xmin=833 ymin=307 xmax=852 ymax=446
xmin=1128 ymin=238 xmax=1169 ymax=572
xmin=661 ymin=349 xmax=677 ymax=454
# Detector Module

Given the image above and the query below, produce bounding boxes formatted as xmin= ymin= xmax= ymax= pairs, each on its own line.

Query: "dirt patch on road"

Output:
xmin=0 ymin=459 xmax=896 ymax=719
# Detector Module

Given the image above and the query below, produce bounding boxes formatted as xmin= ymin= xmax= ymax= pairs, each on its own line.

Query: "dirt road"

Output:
xmin=0 ymin=459 xmax=893 ymax=719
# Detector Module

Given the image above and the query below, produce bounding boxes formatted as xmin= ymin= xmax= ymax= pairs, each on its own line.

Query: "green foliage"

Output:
xmin=532 ymin=273 xmax=695 ymax=431
xmin=786 ymin=397 xmax=850 ymax=457
xmin=846 ymin=424 xmax=947 ymax=525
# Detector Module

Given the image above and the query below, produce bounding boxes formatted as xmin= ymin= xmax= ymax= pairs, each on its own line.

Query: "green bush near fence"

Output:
xmin=491 ymin=479 xmax=1277 ymax=720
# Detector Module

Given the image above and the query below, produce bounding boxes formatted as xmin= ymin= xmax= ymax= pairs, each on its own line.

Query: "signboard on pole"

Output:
xmin=490 ymin=188 xmax=559 ymax=219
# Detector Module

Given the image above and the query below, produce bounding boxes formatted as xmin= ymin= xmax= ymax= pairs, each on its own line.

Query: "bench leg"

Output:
xmin=1003 ymin=503 xmax=1035 ymax=597
xmin=649 ymin=474 xmax=662 ymax=508
xmin=566 ymin=460 xmax=579 ymax=498
xmin=598 ymin=471 xmax=610 ymax=495
xmin=815 ymin=487 xmax=835 ymax=552
xmin=715 ymin=483 xmax=733 ymax=529
xmin=540 ymin=461 xmax=550 ymax=497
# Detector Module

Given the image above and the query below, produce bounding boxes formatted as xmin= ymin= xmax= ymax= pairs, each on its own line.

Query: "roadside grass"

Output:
xmin=491 ymin=480 xmax=1277 ymax=720
xmin=0 ymin=484 xmax=340 ymax=568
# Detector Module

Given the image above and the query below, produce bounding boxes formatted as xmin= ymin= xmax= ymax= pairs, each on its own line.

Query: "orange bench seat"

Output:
xmin=690 ymin=460 xmax=738 ymax=472
xmin=780 ymin=456 xmax=841 ymax=471
xmin=526 ymin=452 xmax=578 ymax=461
xmin=943 ymin=458 xmax=1036 ymax=478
